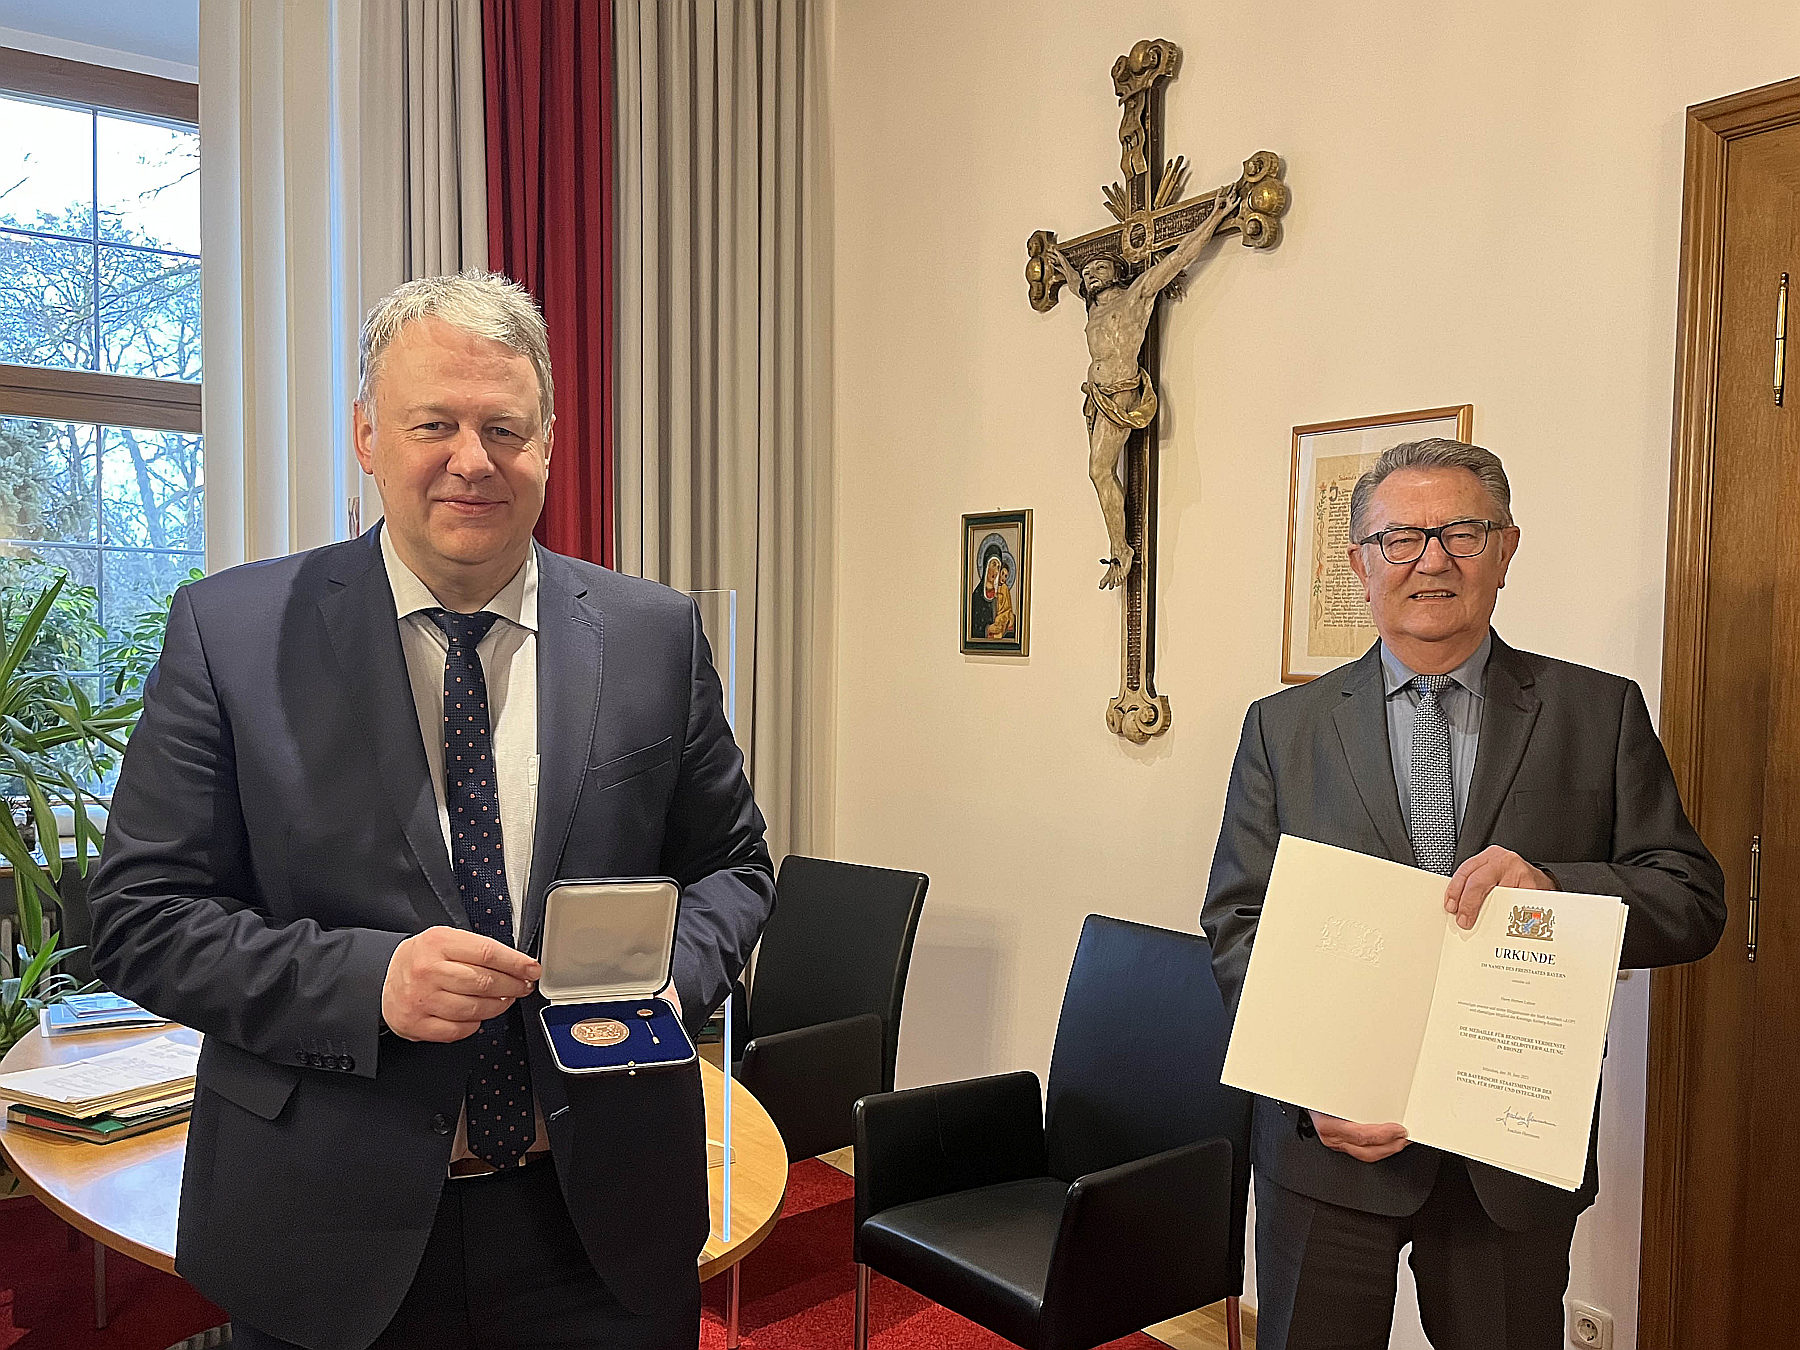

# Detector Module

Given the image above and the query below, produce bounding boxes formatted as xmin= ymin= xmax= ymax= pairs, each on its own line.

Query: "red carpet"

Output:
xmin=2 ymin=1167 xmax=1168 ymax=1349
xmin=701 ymin=1159 xmax=1168 ymax=1349
xmin=0 ymin=1194 xmax=225 ymax=1349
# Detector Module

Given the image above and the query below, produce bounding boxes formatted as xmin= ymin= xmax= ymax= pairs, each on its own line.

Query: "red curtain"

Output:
xmin=483 ymin=0 xmax=614 ymax=567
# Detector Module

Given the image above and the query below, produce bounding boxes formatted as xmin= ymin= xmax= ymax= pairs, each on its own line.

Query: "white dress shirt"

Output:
xmin=381 ymin=525 xmax=540 ymax=938
xmin=380 ymin=525 xmax=548 ymax=1163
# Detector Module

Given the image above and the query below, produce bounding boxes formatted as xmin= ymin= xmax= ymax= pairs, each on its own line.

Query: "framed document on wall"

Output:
xmin=1282 ymin=405 xmax=1474 ymax=683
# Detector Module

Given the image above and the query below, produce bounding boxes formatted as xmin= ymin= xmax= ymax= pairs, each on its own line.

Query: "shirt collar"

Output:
xmin=379 ymin=522 xmax=539 ymax=635
xmin=1380 ymin=630 xmax=1492 ymax=700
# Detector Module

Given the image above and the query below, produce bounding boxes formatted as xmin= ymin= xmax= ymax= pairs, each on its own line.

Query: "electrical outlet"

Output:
xmin=1568 ymin=1301 xmax=1613 ymax=1350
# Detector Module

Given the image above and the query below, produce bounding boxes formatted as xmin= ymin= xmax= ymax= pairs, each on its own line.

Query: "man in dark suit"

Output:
xmin=1201 ymin=439 xmax=1725 ymax=1350
xmin=88 ymin=271 xmax=774 ymax=1350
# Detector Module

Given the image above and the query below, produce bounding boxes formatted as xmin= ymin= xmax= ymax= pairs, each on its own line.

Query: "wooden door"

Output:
xmin=1644 ymin=78 xmax=1800 ymax=1348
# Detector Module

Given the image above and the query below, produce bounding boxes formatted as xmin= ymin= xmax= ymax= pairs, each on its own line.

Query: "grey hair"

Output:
xmin=1348 ymin=438 xmax=1514 ymax=540
xmin=357 ymin=270 xmax=554 ymax=425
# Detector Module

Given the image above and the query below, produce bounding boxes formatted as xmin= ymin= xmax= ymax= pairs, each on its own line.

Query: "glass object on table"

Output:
xmin=688 ymin=588 xmax=740 ymax=1244
xmin=686 ymin=588 xmax=744 ymax=752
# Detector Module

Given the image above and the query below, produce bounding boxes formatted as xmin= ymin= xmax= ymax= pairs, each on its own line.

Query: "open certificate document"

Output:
xmin=1221 ymin=836 xmax=1628 ymax=1191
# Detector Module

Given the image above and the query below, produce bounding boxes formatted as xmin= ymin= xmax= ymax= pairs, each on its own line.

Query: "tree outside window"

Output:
xmin=0 ymin=50 xmax=202 ymax=712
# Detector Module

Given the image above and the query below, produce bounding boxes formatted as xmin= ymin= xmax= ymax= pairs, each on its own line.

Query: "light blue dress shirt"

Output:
xmin=1380 ymin=631 xmax=1492 ymax=835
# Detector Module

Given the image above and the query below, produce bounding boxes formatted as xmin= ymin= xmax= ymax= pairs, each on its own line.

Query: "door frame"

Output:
xmin=1644 ymin=73 xmax=1800 ymax=1348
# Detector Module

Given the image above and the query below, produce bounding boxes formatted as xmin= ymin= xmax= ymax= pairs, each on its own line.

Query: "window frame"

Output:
xmin=0 ymin=44 xmax=200 ymax=435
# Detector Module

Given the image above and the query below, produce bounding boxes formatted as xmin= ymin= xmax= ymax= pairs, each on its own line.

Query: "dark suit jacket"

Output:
xmin=87 ymin=530 xmax=775 ymax=1350
xmin=1200 ymin=634 xmax=1724 ymax=1232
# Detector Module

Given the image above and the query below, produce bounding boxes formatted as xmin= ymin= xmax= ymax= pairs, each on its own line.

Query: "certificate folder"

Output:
xmin=1221 ymin=836 xmax=1626 ymax=1191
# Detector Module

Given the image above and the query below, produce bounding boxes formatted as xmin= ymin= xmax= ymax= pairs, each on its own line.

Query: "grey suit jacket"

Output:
xmin=1200 ymin=634 xmax=1724 ymax=1230
xmin=88 ymin=530 xmax=775 ymax=1350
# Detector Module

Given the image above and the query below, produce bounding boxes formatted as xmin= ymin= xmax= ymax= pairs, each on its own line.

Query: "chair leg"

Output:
xmin=854 ymin=1263 xmax=870 ymax=1350
xmin=726 ymin=1264 xmax=741 ymax=1349
xmin=1225 ymin=1294 xmax=1242 ymax=1350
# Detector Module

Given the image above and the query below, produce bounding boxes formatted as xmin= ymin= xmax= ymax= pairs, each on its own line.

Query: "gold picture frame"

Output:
xmin=961 ymin=510 xmax=1032 ymax=656
xmin=1282 ymin=404 xmax=1475 ymax=682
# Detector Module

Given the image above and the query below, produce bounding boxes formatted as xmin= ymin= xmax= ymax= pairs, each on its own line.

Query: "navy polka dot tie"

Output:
xmin=1408 ymin=674 xmax=1458 ymax=876
xmin=430 ymin=608 xmax=535 ymax=1169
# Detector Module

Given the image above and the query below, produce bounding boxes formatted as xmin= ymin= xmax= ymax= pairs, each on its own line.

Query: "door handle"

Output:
xmin=1749 ymin=834 xmax=1761 ymax=962
xmin=1777 ymin=273 xmax=1788 ymax=407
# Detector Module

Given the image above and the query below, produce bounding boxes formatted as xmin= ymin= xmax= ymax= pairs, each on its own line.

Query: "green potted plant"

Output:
xmin=1 ymin=572 xmax=142 ymax=1060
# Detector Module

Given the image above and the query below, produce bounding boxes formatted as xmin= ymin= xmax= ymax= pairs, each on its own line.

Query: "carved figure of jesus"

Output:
xmin=1052 ymin=186 xmax=1240 ymax=589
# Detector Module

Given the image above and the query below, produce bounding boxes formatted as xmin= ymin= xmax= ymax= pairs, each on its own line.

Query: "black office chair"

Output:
xmin=735 ymin=855 xmax=928 ymax=1162
xmin=851 ymin=914 xmax=1251 ymax=1350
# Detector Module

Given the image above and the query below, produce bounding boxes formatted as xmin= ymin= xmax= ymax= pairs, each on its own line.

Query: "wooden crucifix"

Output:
xmin=1025 ymin=38 xmax=1289 ymax=743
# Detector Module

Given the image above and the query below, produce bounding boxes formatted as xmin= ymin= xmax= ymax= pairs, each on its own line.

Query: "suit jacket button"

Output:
xmin=431 ymin=1113 xmax=451 ymax=1135
xmin=342 ymin=1055 xmax=355 ymax=1071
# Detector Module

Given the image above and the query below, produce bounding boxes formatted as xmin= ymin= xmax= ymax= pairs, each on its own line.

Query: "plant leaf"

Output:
xmin=0 ymin=575 xmax=63 ymax=691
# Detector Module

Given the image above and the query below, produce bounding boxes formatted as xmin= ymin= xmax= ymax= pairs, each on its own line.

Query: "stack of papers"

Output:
xmin=0 ymin=1035 xmax=198 ymax=1146
xmin=7 ymin=1092 xmax=192 ymax=1143
xmin=40 ymin=993 xmax=170 ymax=1036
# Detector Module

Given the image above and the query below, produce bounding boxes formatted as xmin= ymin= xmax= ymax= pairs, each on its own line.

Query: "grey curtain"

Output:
xmin=359 ymin=0 xmax=488 ymax=304
xmin=613 ymin=0 xmax=835 ymax=862
xmin=356 ymin=0 xmax=488 ymax=535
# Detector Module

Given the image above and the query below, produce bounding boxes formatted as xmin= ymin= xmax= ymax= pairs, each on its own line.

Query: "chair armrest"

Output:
xmin=854 ymin=1070 xmax=1047 ymax=1243
xmin=739 ymin=1012 xmax=885 ymax=1161
xmin=1040 ymin=1136 xmax=1238 ymax=1348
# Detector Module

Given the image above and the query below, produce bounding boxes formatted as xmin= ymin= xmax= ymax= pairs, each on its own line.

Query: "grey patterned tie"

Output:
xmin=1408 ymin=674 xmax=1457 ymax=875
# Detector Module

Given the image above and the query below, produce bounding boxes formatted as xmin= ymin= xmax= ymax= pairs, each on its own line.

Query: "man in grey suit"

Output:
xmin=1201 ymin=439 xmax=1725 ymax=1350
xmin=89 ymin=271 xmax=773 ymax=1350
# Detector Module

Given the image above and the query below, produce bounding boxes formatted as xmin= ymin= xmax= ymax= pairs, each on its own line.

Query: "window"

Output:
xmin=0 ymin=47 xmax=202 ymax=698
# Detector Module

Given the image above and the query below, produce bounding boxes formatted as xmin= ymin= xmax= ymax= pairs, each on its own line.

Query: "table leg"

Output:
xmin=725 ymin=1264 xmax=741 ymax=1348
xmin=93 ymin=1241 xmax=107 ymax=1329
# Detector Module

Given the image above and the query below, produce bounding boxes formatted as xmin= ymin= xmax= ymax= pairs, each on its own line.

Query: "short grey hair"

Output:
xmin=357 ymin=270 xmax=554 ymax=425
xmin=1349 ymin=438 xmax=1514 ymax=540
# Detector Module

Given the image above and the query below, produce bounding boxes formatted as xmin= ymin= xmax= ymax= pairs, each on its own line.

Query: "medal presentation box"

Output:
xmin=538 ymin=877 xmax=695 ymax=1075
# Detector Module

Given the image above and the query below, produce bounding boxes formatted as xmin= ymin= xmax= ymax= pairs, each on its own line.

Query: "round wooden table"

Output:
xmin=0 ymin=1025 xmax=786 ymax=1339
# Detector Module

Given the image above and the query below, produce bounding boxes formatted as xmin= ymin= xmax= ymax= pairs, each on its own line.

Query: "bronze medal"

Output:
xmin=570 ymin=1017 xmax=629 ymax=1047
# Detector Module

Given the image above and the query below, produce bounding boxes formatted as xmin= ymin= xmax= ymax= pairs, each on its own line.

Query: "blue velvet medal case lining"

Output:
xmin=538 ymin=877 xmax=695 ymax=1075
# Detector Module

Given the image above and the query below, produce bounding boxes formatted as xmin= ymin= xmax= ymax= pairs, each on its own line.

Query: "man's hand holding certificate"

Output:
xmin=1221 ymin=835 xmax=1627 ymax=1191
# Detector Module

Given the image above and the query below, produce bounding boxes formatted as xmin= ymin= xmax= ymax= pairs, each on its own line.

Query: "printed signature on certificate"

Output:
xmin=1496 ymin=1106 xmax=1558 ymax=1134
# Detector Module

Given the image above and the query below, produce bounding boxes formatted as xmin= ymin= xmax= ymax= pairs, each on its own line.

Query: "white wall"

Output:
xmin=0 ymin=0 xmax=199 ymax=81
xmin=829 ymin=3 xmax=1800 ymax=1346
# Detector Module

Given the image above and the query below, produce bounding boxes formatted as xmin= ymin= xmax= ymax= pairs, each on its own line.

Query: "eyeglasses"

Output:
xmin=1354 ymin=518 xmax=1505 ymax=565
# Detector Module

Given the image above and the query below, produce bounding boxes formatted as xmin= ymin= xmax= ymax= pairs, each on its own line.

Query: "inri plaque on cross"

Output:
xmin=1025 ymin=38 xmax=1289 ymax=743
